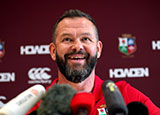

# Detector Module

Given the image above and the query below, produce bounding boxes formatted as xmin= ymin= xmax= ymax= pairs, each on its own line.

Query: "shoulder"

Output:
xmin=46 ymin=78 xmax=58 ymax=90
xmin=115 ymin=80 xmax=148 ymax=103
xmin=115 ymin=80 xmax=160 ymax=114
xmin=115 ymin=80 xmax=151 ymax=107
xmin=115 ymin=80 xmax=141 ymax=95
xmin=115 ymin=80 xmax=128 ymax=89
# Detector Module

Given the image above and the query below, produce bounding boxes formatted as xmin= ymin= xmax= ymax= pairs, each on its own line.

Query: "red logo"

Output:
xmin=0 ymin=40 xmax=5 ymax=62
xmin=118 ymin=34 xmax=137 ymax=57
xmin=31 ymin=89 xmax=39 ymax=96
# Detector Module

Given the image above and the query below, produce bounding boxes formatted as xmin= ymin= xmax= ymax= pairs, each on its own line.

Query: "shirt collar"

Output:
xmin=48 ymin=75 xmax=104 ymax=102
xmin=92 ymin=75 xmax=104 ymax=102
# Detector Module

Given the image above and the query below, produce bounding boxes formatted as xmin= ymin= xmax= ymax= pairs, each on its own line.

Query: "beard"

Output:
xmin=55 ymin=50 xmax=97 ymax=83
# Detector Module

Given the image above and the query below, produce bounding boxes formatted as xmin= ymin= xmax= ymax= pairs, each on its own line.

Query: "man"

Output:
xmin=29 ymin=9 xmax=160 ymax=115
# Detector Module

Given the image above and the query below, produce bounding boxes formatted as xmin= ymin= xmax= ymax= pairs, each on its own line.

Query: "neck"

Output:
xmin=58 ymin=70 xmax=95 ymax=92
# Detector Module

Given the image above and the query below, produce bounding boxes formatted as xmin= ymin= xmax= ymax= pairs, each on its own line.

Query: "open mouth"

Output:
xmin=68 ymin=55 xmax=86 ymax=60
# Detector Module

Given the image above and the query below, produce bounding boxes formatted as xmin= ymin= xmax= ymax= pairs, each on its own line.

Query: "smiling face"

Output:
xmin=49 ymin=17 xmax=102 ymax=83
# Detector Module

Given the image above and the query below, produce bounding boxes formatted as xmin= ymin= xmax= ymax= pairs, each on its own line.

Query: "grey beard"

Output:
xmin=55 ymin=51 xmax=97 ymax=83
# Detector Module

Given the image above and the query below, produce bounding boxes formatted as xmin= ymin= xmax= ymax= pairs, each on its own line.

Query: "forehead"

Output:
xmin=55 ymin=17 xmax=95 ymax=35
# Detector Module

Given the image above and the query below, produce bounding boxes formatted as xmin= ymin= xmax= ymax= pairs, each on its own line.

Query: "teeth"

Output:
xmin=72 ymin=56 xmax=83 ymax=58
xmin=69 ymin=56 xmax=85 ymax=59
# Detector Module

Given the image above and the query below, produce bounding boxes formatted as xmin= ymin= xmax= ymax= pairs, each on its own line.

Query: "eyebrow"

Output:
xmin=80 ymin=32 xmax=92 ymax=36
xmin=60 ymin=33 xmax=73 ymax=37
xmin=60 ymin=32 xmax=92 ymax=37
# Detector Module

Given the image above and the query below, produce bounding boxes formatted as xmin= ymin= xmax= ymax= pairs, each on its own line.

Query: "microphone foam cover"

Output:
xmin=38 ymin=84 xmax=76 ymax=115
xmin=127 ymin=101 xmax=149 ymax=115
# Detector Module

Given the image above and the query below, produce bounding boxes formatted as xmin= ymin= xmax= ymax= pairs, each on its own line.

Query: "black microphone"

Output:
xmin=127 ymin=101 xmax=149 ymax=115
xmin=28 ymin=110 xmax=37 ymax=115
xmin=37 ymin=84 xmax=76 ymax=115
xmin=102 ymin=80 xmax=128 ymax=115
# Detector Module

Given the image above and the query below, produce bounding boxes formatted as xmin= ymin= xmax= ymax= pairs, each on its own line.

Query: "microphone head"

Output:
xmin=0 ymin=84 xmax=45 ymax=115
xmin=70 ymin=92 xmax=95 ymax=115
xmin=102 ymin=80 xmax=128 ymax=115
xmin=127 ymin=101 xmax=149 ymax=115
xmin=37 ymin=84 xmax=76 ymax=115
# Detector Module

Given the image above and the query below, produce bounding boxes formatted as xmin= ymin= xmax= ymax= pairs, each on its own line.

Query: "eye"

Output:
xmin=82 ymin=37 xmax=91 ymax=42
xmin=63 ymin=38 xmax=72 ymax=42
xmin=82 ymin=37 xmax=89 ymax=41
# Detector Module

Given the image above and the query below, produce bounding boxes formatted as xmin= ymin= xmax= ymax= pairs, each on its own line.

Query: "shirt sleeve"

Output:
xmin=116 ymin=81 xmax=160 ymax=115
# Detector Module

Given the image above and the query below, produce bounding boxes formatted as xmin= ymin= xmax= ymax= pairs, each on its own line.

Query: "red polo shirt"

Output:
xmin=28 ymin=75 xmax=160 ymax=115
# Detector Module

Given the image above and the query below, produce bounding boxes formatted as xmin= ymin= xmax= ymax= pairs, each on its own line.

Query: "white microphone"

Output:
xmin=0 ymin=84 xmax=45 ymax=115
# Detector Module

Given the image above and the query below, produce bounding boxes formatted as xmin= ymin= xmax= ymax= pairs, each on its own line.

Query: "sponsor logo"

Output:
xmin=0 ymin=40 xmax=5 ymax=62
xmin=109 ymin=67 xmax=149 ymax=78
xmin=106 ymin=82 xmax=117 ymax=92
xmin=152 ymin=40 xmax=160 ymax=50
xmin=118 ymin=34 xmax=136 ymax=56
xmin=28 ymin=67 xmax=52 ymax=84
xmin=31 ymin=89 xmax=39 ymax=96
xmin=16 ymin=88 xmax=41 ymax=106
xmin=16 ymin=93 xmax=33 ymax=106
xmin=0 ymin=72 xmax=15 ymax=82
xmin=0 ymin=96 xmax=6 ymax=108
xmin=20 ymin=45 xmax=49 ymax=55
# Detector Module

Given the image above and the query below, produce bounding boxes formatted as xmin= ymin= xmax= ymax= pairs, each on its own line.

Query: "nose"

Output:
xmin=71 ymin=40 xmax=84 ymax=52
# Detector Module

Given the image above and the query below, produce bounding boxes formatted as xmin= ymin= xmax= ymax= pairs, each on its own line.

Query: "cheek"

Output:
xmin=56 ymin=44 xmax=69 ymax=57
xmin=85 ymin=45 xmax=97 ymax=56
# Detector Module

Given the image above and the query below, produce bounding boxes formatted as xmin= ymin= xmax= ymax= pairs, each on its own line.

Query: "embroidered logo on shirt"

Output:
xmin=97 ymin=108 xmax=107 ymax=115
xmin=97 ymin=104 xmax=108 ymax=115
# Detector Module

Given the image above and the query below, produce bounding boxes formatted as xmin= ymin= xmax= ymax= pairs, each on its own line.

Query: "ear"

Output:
xmin=97 ymin=41 xmax=103 ymax=58
xmin=49 ymin=42 xmax=56 ymax=61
